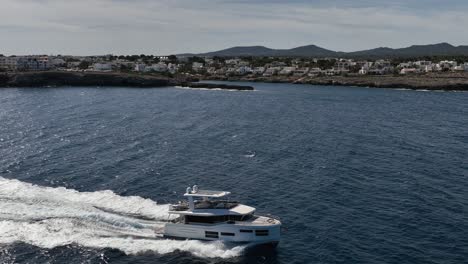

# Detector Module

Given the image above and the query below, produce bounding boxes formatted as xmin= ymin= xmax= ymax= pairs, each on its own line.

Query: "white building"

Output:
xmin=398 ymin=62 xmax=413 ymax=69
xmin=359 ymin=67 xmax=368 ymax=75
xmin=252 ymin=67 xmax=265 ymax=75
xmin=432 ymin=64 xmax=442 ymax=72
xmin=0 ymin=56 xmax=19 ymax=70
xmin=423 ymin=65 xmax=435 ymax=72
xmin=414 ymin=61 xmax=432 ymax=67
xmin=374 ymin=60 xmax=392 ymax=68
xmin=308 ymin=68 xmax=322 ymax=77
xmin=400 ymin=68 xmax=418 ymax=74
xmin=150 ymin=62 xmax=168 ymax=72
xmin=16 ymin=56 xmax=49 ymax=71
xmin=225 ymin=59 xmax=241 ymax=65
xmin=236 ymin=66 xmax=252 ymax=75
xmin=324 ymin=69 xmax=337 ymax=76
xmin=438 ymin=61 xmax=457 ymax=71
xmin=278 ymin=67 xmax=296 ymax=75
xmin=333 ymin=68 xmax=349 ymax=75
xmin=263 ymin=67 xmax=282 ymax=77
xmin=134 ymin=64 xmax=146 ymax=72
xmin=192 ymin=62 xmax=204 ymax=71
xmin=293 ymin=68 xmax=309 ymax=77
xmin=93 ymin=63 xmax=113 ymax=71
xmin=335 ymin=60 xmax=355 ymax=71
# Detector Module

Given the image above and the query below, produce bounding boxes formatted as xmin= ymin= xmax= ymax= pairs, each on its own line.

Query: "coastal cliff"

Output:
xmin=0 ymin=71 xmax=176 ymax=88
xmin=0 ymin=71 xmax=253 ymax=90
xmin=205 ymin=72 xmax=468 ymax=91
xmin=296 ymin=74 xmax=468 ymax=90
xmin=4 ymin=71 xmax=466 ymax=91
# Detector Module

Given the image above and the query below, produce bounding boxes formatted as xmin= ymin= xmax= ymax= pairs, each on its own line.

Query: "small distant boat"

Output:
xmin=162 ymin=185 xmax=281 ymax=247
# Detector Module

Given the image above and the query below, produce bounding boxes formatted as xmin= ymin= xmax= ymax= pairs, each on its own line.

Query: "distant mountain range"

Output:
xmin=179 ymin=43 xmax=468 ymax=58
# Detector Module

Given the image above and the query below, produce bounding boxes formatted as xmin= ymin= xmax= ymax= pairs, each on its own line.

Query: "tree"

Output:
xmin=349 ymin=65 xmax=361 ymax=73
xmin=126 ymin=55 xmax=140 ymax=62
xmin=66 ymin=57 xmax=79 ymax=63
xmin=316 ymin=59 xmax=336 ymax=69
xmin=189 ymin=56 xmax=205 ymax=63
xmin=177 ymin=63 xmax=194 ymax=74
xmin=78 ymin=61 xmax=90 ymax=70
xmin=213 ymin=56 xmax=225 ymax=63
xmin=119 ymin=64 xmax=132 ymax=72
xmin=168 ymin=55 xmax=178 ymax=63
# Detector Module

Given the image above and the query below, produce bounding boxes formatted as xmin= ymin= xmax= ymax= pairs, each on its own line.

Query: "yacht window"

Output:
xmin=255 ymin=230 xmax=269 ymax=236
xmin=205 ymin=231 xmax=219 ymax=238
xmin=240 ymin=229 xmax=253 ymax=233
xmin=239 ymin=214 xmax=253 ymax=221
xmin=186 ymin=214 xmax=252 ymax=224
xmin=220 ymin=232 xmax=235 ymax=236
xmin=186 ymin=215 xmax=224 ymax=223
xmin=194 ymin=199 xmax=239 ymax=209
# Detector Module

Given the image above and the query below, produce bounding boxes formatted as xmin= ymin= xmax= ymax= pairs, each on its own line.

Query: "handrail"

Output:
xmin=265 ymin=213 xmax=281 ymax=221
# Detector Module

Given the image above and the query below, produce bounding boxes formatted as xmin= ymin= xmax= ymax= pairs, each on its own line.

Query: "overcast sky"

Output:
xmin=2 ymin=0 xmax=468 ymax=55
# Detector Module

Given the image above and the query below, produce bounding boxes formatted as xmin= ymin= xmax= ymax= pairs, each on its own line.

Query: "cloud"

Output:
xmin=0 ymin=0 xmax=468 ymax=55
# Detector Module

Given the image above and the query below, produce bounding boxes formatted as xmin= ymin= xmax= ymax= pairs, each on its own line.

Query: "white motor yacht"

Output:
xmin=163 ymin=185 xmax=281 ymax=247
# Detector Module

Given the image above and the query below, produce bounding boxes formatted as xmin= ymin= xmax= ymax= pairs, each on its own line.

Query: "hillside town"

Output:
xmin=2 ymin=54 xmax=468 ymax=79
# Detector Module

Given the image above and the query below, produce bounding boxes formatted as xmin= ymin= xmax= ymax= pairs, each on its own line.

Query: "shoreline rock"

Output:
xmin=0 ymin=71 xmax=254 ymax=91
xmin=203 ymin=72 xmax=468 ymax=91
xmin=0 ymin=71 xmax=177 ymax=88
xmin=3 ymin=71 xmax=468 ymax=91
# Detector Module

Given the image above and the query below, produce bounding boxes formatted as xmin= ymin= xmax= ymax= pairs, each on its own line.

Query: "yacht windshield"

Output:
xmin=185 ymin=213 xmax=253 ymax=224
xmin=194 ymin=199 xmax=238 ymax=209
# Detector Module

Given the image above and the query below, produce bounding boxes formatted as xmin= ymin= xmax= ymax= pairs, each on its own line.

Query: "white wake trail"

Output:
xmin=0 ymin=177 xmax=245 ymax=259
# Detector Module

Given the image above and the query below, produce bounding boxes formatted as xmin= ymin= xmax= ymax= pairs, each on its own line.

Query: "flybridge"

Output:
xmin=183 ymin=185 xmax=232 ymax=211
xmin=184 ymin=186 xmax=231 ymax=198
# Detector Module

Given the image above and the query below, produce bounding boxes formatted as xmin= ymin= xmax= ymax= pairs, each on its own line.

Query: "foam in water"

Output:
xmin=0 ymin=177 xmax=245 ymax=259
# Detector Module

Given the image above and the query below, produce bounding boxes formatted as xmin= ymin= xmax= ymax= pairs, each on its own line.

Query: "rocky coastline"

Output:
xmin=204 ymin=72 xmax=468 ymax=91
xmin=0 ymin=71 xmax=253 ymax=91
xmin=0 ymin=71 xmax=178 ymax=88
xmin=3 ymin=71 xmax=468 ymax=91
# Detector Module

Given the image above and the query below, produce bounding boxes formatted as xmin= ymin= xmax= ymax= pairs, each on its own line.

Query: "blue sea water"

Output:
xmin=0 ymin=82 xmax=467 ymax=264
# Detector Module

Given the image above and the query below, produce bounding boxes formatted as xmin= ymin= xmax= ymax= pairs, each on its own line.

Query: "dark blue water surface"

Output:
xmin=0 ymin=82 xmax=467 ymax=264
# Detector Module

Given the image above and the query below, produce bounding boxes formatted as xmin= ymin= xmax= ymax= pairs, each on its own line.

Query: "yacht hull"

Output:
xmin=162 ymin=234 xmax=280 ymax=248
xmin=163 ymin=220 xmax=281 ymax=246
